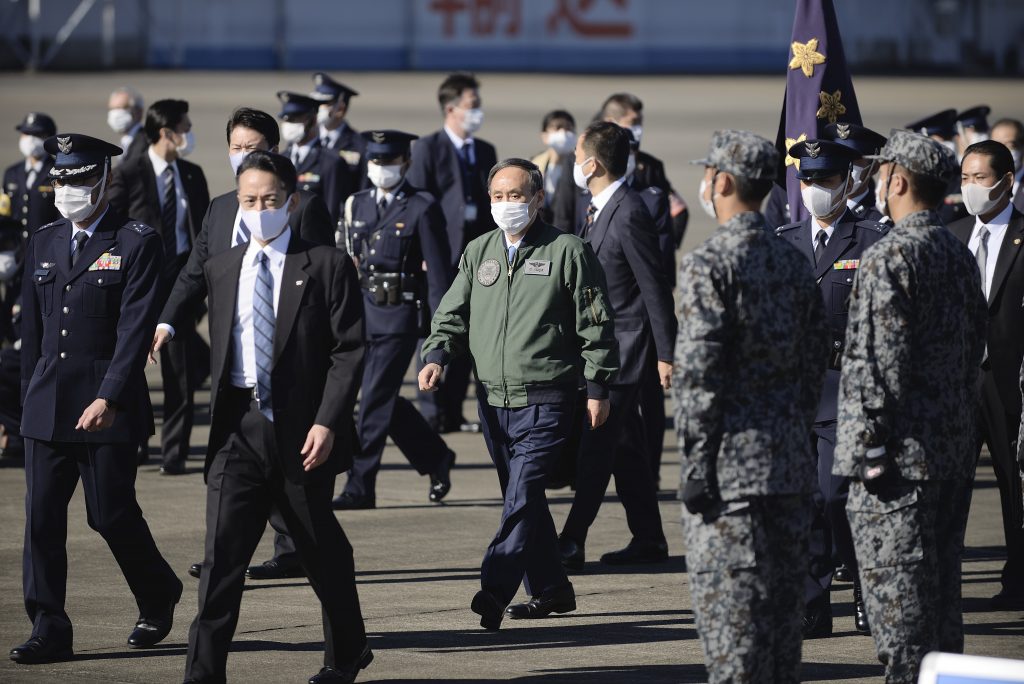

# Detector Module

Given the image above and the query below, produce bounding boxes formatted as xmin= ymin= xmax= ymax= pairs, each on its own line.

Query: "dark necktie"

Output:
xmin=814 ymin=229 xmax=828 ymax=265
xmin=253 ymin=251 xmax=275 ymax=412
xmin=378 ymin=195 xmax=388 ymax=217
xmin=461 ymin=141 xmax=474 ymax=168
xmin=582 ymin=202 xmax=597 ymax=239
xmin=234 ymin=217 xmax=250 ymax=247
xmin=71 ymin=230 xmax=89 ymax=267
xmin=161 ymin=166 xmax=178 ymax=258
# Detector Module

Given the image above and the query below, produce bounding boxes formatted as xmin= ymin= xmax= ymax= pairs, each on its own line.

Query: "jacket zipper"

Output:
xmin=502 ymin=250 xmax=514 ymax=407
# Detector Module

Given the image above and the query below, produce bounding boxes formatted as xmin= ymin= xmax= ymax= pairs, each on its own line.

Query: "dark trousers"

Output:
xmin=418 ymin=349 xmax=473 ymax=429
xmin=345 ymin=334 xmax=450 ymax=498
xmin=979 ymin=371 xmax=1024 ymax=592
xmin=22 ymin=438 xmax=182 ymax=644
xmin=561 ymin=384 xmax=665 ymax=547
xmin=638 ymin=358 xmax=666 ymax=484
xmin=185 ymin=393 xmax=366 ymax=683
xmin=159 ymin=325 xmax=202 ymax=468
xmin=478 ymin=399 xmax=572 ymax=606
xmin=805 ymin=421 xmax=855 ymax=602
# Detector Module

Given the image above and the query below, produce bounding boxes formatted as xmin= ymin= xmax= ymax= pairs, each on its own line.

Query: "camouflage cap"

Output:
xmin=865 ymin=128 xmax=958 ymax=183
xmin=690 ymin=129 xmax=778 ymax=180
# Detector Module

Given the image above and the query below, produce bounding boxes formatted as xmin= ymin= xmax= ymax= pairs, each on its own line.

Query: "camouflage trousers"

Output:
xmin=682 ymin=494 xmax=812 ymax=684
xmin=847 ymin=478 xmax=973 ymax=684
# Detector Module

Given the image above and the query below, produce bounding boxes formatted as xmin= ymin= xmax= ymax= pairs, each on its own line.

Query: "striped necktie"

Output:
xmin=253 ymin=251 xmax=276 ymax=413
xmin=582 ymin=202 xmax=597 ymax=238
xmin=234 ymin=217 xmax=250 ymax=247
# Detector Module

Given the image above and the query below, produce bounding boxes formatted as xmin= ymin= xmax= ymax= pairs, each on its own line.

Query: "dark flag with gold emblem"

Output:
xmin=774 ymin=0 xmax=861 ymax=224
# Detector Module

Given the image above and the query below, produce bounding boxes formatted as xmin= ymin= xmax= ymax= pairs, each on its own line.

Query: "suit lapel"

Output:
xmin=588 ymin=184 xmax=628 ymax=254
xmin=814 ymin=217 xmax=856 ymax=280
xmin=988 ymin=211 xmax=1024 ymax=307
xmin=783 ymin=219 xmax=816 ymax=268
xmin=209 ymin=244 xmax=247 ymax=386
xmin=220 ymin=195 xmax=241 ymax=252
xmin=144 ymin=158 xmax=160 ymax=210
xmin=272 ymin=239 xmax=311 ymax=365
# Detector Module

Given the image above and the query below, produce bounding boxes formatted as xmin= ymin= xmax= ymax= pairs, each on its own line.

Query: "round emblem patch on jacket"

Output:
xmin=477 ymin=259 xmax=501 ymax=286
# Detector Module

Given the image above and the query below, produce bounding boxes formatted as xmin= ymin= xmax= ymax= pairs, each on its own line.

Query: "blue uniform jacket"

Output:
xmin=348 ymin=181 xmax=452 ymax=337
xmin=775 ymin=209 xmax=889 ymax=423
xmin=20 ymin=209 xmax=163 ymax=443
xmin=3 ymin=157 xmax=60 ymax=238
xmin=288 ymin=139 xmax=353 ymax=226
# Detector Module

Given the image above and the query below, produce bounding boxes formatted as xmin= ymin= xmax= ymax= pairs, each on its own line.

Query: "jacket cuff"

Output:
xmin=97 ymin=373 xmax=127 ymax=407
xmin=585 ymin=380 xmax=608 ymax=400
xmin=423 ymin=348 xmax=450 ymax=367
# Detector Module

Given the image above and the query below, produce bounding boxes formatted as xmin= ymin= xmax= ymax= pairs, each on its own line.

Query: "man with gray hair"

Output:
xmin=106 ymin=86 xmax=146 ymax=164
xmin=420 ymin=158 xmax=617 ymax=631
xmin=835 ymin=130 xmax=988 ymax=684
xmin=674 ymin=129 xmax=829 ymax=683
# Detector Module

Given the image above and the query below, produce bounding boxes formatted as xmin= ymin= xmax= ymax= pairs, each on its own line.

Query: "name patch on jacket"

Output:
xmin=834 ymin=259 xmax=859 ymax=270
xmin=524 ymin=260 xmax=551 ymax=276
xmin=89 ymin=253 xmax=122 ymax=271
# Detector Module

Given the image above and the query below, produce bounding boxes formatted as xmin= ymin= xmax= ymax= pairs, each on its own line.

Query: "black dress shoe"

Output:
xmin=471 ymin=589 xmax=505 ymax=631
xmin=159 ymin=461 xmax=187 ymax=475
xmin=308 ymin=645 xmax=374 ymax=683
xmin=245 ymin=559 xmax=306 ymax=580
xmin=853 ymin=581 xmax=870 ymax=634
xmin=557 ymin=535 xmax=585 ymax=572
xmin=188 ymin=562 xmax=202 ymax=579
xmin=429 ymin=450 xmax=455 ymax=503
xmin=9 ymin=635 xmax=73 ymax=664
xmin=332 ymin=492 xmax=376 ymax=510
xmin=833 ymin=564 xmax=854 ymax=583
xmin=600 ymin=539 xmax=668 ymax=565
xmin=506 ymin=584 xmax=576 ymax=620
xmin=802 ymin=593 xmax=833 ymax=639
xmin=991 ymin=587 xmax=1024 ymax=611
xmin=127 ymin=603 xmax=175 ymax=648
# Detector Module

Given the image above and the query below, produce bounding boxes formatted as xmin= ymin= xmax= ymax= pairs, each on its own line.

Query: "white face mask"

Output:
xmin=0 ymin=251 xmax=17 ymax=281
xmin=229 ymin=151 xmax=249 ymax=175
xmin=280 ymin=121 xmax=307 ymax=146
xmin=962 ymin=176 xmax=1010 ymax=217
xmin=547 ymin=129 xmax=576 ymax=156
xmin=107 ymin=107 xmax=134 ymax=134
xmin=240 ymin=196 xmax=293 ymax=243
xmin=461 ymin=107 xmax=484 ymax=135
xmin=801 ymin=175 xmax=850 ymax=219
xmin=19 ymin=135 xmax=45 ymax=160
xmin=366 ymin=163 xmax=404 ymax=190
xmin=491 ymin=200 xmax=533 ymax=234
xmin=629 ymin=125 xmax=643 ymax=146
xmin=316 ymin=105 xmax=332 ymax=127
xmin=176 ymin=130 xmax=195 ymax=157
xmin=625 ymin=153 xmax=637 ymax=179
xmin=698 ymin=177 xmax=717 ymax=220
xmin=54 ymin=169 xmax=108 ymax=224
xmin=573 ymin=157 xmax=594 ymax=190
xmin=1011 ymin=149 xmax=1023 ymax=173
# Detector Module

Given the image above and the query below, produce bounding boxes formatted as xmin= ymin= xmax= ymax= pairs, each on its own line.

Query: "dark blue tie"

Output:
xmin=253 ymin=251 xmax=275 ymax=412
xmin=234 ymin=218 xmax=250 ymax=247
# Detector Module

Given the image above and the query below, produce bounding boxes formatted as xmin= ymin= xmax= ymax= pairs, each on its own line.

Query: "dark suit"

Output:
xmin=159 ymin=188 xmax=335 ymax=567
xmin=107 ymin=151 xmax=210 ymax=469
xmin=407 ymin=129 xmax=497 ymax=430
xmin=561 ymin=181 xmax=675 ymax=548
xmin=322 ymin=122 xmax=368 ymax=191
xmin=185 ymin=233 xmax=366 ymax=681
xmin=343 ymin=182 xmax=453 ymax=500
xmin=122 ymin=130 xmax=148 ymax=165
xmin=776 ymin=210 xmax=889 ymax=603
xmin=287 ymin=139 xmax=353 ymax=225
xmin=19 ymin=209 xmax=182 ymax=646
xmin=634 ymin=150 xmax=688 ymax=249
xmin=949 ymin=208 xmax=1024 ymax=594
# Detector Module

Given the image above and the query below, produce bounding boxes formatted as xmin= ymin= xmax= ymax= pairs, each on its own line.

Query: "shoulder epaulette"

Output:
xmin=774 ymin=222 xmax=802 ymax=235
xmin=122 ymin=221 xmax=155 ymax=236
xmin=36 ymin=218 xmax=63 ymax=232
xmin=856 ymin=219 xmax=888 ymax=234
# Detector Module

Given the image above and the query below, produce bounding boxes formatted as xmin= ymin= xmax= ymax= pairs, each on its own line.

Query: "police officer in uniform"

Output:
xmin=277 ymin=91 xmax=353 ymax=225
xmin=776 ymin=139 xmax=889 ymax=638
xmin=824 ymin=122 xmax=888 ymax=224
xmin=9 ymin=134 xmax=182 ymax=665
xmin=332 ymin=130 xmax=456 ymax=510
xmin=675 ymin=130 xmax=829 ymax=684
xmin=835 ymin=130 xmax=988 ymax=684
xmin=310 ymin=72 xmax=367 ymax=190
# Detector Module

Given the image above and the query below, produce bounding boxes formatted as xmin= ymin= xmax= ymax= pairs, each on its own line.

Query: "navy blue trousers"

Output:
xmin=478 ymin=399 xmax=572 ymax=605
xmin=805 ymin=421 xmax=855 ymax=603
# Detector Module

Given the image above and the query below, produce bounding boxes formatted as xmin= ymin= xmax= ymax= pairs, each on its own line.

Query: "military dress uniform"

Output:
xmin=834 ymin=131 xmax=988 ymax=684
xmin=824 ymin=122 xmax=889 ymax=225
xmin=776 ymin=138 xmax=890 ymax=636
xmin=2 ymin=113 xmax=60 ymax=240
xmin=674 ymin=131 xmax=829 ymax=684
xmin=335 ymin=131 xmax=455 ymax=508
xmin=13 ymin=135 xmax=181 ymax=663
xmin=310 ymin=72 xmax=367 ymax=190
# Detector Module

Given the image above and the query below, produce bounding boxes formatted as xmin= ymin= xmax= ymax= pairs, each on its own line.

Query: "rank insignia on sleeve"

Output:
xmin=89 ymin=253 xmax=122 ymax=271
xmin=834 ymin=259 xmax=859 ymax=270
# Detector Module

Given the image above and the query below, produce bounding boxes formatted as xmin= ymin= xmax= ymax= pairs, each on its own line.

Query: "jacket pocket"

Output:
xmin=82 ymin=271 xmax=124 ymax=318
xmin=831 ymin=278 xmax=854 ymax=314
xmin=683 ymin=502 xmax=757 ymax=573
xmin=33 ymin=270 xmax=56 ymax=316
xmin=846 ymin=482 xmax=924 ymax=568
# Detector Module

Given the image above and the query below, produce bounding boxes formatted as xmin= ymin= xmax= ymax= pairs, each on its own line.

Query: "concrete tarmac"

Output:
xmin=0 ymin=72 xmax=1022 ymax=682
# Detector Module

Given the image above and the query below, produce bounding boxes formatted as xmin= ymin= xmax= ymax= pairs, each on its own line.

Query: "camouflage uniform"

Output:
xmin=834 ymin=130 xmax=988 ymax=684
xmin=674 ymin=130 xmax=829 ymax=684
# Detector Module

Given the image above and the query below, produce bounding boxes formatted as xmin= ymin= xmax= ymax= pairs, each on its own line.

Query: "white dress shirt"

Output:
xmin=290 ymin=139 xmax=315 ymax=167
xmin=968 ymin=202 xmax=1012 ymax=299
xmin=811 ymin=220 xmax=837 ymax=253
xmin=25 ymin=159 xmax=43 ymax=189
xmin=846 ymin=188 xmax=869 ymax=211
xmin=148 ymin=147 xmax=189 ymax=255
xmin=444 ymin=124 xmax=476 ymax=166
xmin=590 ymin=177 xmax=626 ymax=223
xmin=230 ymin=228 xmax=291 ymax=412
